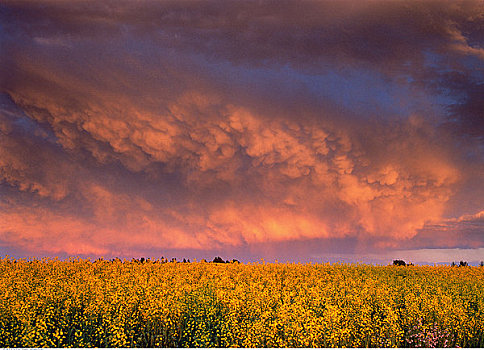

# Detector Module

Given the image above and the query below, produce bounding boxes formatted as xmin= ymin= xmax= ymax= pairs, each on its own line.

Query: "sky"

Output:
xmin=1 ymin=0 xmax=483 ymax=265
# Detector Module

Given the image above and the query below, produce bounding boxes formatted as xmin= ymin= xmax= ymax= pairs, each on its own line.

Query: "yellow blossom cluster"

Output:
xmin=0 ymin=257 xmax=483 ymax=347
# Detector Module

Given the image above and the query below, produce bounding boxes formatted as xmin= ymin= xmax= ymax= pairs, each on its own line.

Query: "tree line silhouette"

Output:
xmin=3 ymin=257 xmax=482 ymax=266
xmin=393 ymin=259 xmax=484 ymax=267
xmin=98 ymin=256 xmax=240 ymax=264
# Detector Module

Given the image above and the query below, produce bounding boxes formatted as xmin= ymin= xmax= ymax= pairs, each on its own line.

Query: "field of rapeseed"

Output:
xmin=0 ymin=258 xmax=483 ymax=348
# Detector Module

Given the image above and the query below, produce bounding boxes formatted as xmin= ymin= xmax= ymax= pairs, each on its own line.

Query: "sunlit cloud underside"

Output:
xmin=1 ymin=0 xmax=483 ymax=263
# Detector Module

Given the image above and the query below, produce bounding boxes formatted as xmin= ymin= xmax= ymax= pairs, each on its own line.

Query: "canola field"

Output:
xmin=1 ymin=258 xmax=483 ymax=348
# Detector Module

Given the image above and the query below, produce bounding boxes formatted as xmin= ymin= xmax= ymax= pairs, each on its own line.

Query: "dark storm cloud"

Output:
xmin=2 ymin=0 xmax=483 ymax=131
xmin=406 ymin=211 xmax=484 ymax=250
xmin=0 ymin=0 xmax=482 ymax=259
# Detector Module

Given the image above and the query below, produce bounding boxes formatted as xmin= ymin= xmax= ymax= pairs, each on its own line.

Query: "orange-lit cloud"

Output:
xmin=0 ymin=0 xmax=482 ymax=261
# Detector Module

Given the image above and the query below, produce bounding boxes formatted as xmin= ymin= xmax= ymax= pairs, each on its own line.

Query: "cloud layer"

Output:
xmin=1 ymin=0 xmax=483 ymax=261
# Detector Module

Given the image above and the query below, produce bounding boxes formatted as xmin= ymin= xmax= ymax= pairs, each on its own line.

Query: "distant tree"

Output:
xmin=393 ymin=260 xmax=406 ymax=266
xmin=480 ymin=261 xmax=484 ymax=267
xmin=183 ymin=258 xmax=187 ymax=263
xmin=212 ymin=256 xmax=225 ymax=263
xmin=170 ymin=258 xmax=177 ymax=263
xmin=451 ymin=261 xmax=456 ymax=267
xmin=459 ymin=261 xmax=468 ymax=267
xmin=231 ymin=259 xmax=240 ymax=264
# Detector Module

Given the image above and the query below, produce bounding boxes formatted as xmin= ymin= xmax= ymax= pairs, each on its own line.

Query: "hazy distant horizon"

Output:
xmin=3 ymin=247 xmax=484 ymax=267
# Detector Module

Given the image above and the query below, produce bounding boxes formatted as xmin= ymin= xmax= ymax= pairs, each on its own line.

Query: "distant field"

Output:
xmin=1 ymin=258 xmax=483 ymax=347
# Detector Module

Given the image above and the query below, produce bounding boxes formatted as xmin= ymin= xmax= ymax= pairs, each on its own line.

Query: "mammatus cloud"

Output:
xmin=0 ymin=0 xmax=482 ymax=260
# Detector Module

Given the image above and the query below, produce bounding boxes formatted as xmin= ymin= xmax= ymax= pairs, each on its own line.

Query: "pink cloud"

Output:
xmin=0 ymin=0 xmax=482 ymax=260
